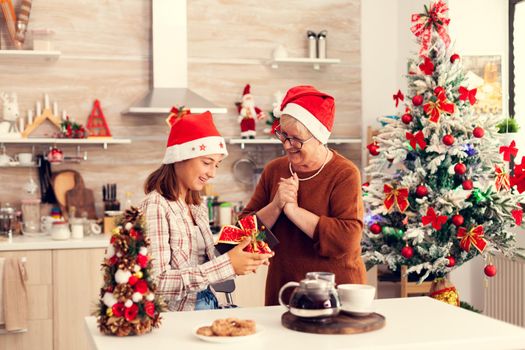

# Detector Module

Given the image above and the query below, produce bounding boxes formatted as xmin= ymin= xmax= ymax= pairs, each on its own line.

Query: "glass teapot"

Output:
xmin=278 ymin=271 xmax=340 ymax=319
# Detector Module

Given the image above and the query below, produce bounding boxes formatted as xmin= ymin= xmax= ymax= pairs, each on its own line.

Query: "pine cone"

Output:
xmin=116 ymin=322 xmax=132 ymax=337
xmin=123 ymin=207 xmax=141 ymax=224
xmin=114 ymin=284 xmax=133 ymax=301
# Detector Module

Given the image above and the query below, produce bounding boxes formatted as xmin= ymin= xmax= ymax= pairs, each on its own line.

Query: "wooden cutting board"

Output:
xmin=281 ymin=311 xmax=385 ymax=334
xmin=65 ymin=172 xmax=97 ymax=219
xmin=52 ymin=170 xmax=78 ymax=218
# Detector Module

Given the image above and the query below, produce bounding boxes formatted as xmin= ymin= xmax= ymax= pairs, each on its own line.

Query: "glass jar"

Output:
xmin=21 ymin=199 xmax=41 ymax=235
xmin=0 ymin=203 xmax=15 ymax=240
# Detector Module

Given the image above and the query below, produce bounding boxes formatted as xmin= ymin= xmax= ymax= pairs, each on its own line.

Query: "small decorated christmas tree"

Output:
xmin=96 ymin=207 xmax=164 ymax=336
xmin=362 ymin=0 xmax=525 ymax=301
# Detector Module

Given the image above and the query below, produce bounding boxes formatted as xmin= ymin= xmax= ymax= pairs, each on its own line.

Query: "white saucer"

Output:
xmin=19 ymin=161 xmax=35 ymax=166
xmin=341 ymin=306 xmax=374 ymax=316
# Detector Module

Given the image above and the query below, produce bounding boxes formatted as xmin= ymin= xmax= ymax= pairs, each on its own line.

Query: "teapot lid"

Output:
xmin=300 ymin=278 xmax=331 ymax=290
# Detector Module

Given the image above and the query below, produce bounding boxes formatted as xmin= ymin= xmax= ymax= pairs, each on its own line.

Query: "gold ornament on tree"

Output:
xmin=429 ymin=277 xmax=460 ymax=306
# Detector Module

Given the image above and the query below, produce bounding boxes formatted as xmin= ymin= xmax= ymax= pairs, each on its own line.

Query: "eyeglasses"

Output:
xmin=274 ymin=125 xmax=314 ymax=150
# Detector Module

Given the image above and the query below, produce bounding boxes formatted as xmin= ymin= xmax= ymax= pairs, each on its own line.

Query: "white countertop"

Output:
xmin=84 ymin=297 xmax=525 ymax=350
xmin=0 ymin=234 xmax=109 ymax=251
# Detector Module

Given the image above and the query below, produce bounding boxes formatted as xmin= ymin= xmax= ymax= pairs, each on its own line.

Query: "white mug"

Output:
xmin=16 ymin=152 xmax=33 ymax=165
xmin=0 ymin=154 xmax=12 ymax=166
xmin=337 ymin=284 xmax=376 ymax=312
xmin=41 ymin=216 xmax=60 ymax=233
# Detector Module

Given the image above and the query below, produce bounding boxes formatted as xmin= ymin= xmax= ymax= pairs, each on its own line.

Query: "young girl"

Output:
xmin=140 ymin=111 xmax=273 ymax=311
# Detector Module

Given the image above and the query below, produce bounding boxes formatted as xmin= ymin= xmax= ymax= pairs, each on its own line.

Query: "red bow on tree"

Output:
xmin=423 ymin=88 xmax=455 ymax=123
xmin=457 ymin=225 xmax=487 ymax=253
xmin=494 ymin=164 xmax=510 ymax=191
xmin=410 ymin=0 xmax=451 ymax=55
xmin=499 ymin=140 xmax=518 ymax=162
xmin=512 ymin=206 xmax=523 ymax=226
xmin=406 ymin=131 xmax=427 ymax=150
xmin=419 ymin=56 xmax=435 ymax=75
xmin=422 ymin=207 xmax=448 ymax=230
xmin=217 ymin=215 xmax=272 ymax=254
xmin=510 ymin=157 xmax=525 ymax=194
xmin=383 ymin=184 xmax=409 ymax=213
xmin=458 ymin=86 xmax=477 ymax=105
xmin=393 ymin=90 xmax=404 ymax=107
xmin=166 ymin=106 xmax=190 ymax=127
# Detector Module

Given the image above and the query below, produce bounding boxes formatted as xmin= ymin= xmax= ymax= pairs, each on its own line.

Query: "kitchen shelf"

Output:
xmin=0 ymin=138 xmax=131 ymax=149
xmin=0 ymin=49 xmax=61 ymax=61
xmin=268 ymin=57 xmax=341 ymax=70
xmin=228 ymin=137 xmax=361 ymax=149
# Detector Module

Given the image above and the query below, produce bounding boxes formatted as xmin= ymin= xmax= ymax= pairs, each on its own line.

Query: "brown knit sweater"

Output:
xmin=242 ymin=150 xmax=366 ymax=306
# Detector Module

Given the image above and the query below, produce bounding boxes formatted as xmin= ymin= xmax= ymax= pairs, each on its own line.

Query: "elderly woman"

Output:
xmin=241 ymin=85 xmax=366 ymax=306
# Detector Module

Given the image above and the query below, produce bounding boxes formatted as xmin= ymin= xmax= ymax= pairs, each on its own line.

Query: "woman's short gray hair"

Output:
xmin=280 ymin=114 xmax=313 ymax=139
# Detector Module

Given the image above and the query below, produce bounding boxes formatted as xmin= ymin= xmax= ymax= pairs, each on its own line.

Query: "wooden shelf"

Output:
xmin=268 ymin=57 xmax=341 ymax=70
xmin=0 ymin=138 xmax=131 ymax=149
xmin=0 ymin=49 xmax=61 ymax=61
xmin=228 ymin=137 xmax=361 ymax=149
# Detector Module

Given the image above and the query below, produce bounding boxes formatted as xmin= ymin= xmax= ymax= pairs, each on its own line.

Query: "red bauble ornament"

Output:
xmin=401 ymin=113 xmax=413 ymax=124
xmin=451 ymin=214 xmax=464 ymax=227
xmin=415 ymin=185 xmax=428 ymax=197
xmin=454 ymin=163 xmax=467 ymax=175
xmin=370 ymin=223 xmax=382 ymax=235
xmin=473 ymin=127 xmax=485 ymax=138
xmin=484 ymin=264 xmax=497 ymax=277
xmin=462 ymin=179 xmax=473 ymax=190
xmin=446 ymin=256 xmax=456 ymax=267
xmin=412 ymin=95 xmax=424 ymax=106
xmin=442 ymin=134 xmax=455 ymax=146
xmin=450 ymin=54 xmax=460 ymax=63
xmin=401 ymin=246 xmax=414 ymax=259
xmin=367 ymin=143 xmax=380 ymax=156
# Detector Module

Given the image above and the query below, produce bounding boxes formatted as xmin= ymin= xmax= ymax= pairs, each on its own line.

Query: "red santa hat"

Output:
xmin=162 ymin=110 xmax=228 ymax=164
xmin=275 ymin=85 xmax=335 ymax=144
xmin=242 ymin=84 xmax=252 ymax=100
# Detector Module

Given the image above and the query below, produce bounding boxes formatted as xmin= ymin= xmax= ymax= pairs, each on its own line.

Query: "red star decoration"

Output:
xmin=219 ymin=142 xmax=224 ymax=148
xmin=199 ymin=144 xmax=206 ymax=151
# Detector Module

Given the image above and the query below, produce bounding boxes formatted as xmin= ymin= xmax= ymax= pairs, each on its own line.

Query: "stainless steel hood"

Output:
xmin=127 ymin=0 xmax=227 ymax=114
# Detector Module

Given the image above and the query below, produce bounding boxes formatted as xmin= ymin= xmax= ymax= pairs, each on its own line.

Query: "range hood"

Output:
xmin=127 ymin=0 xmax=227 ymax=114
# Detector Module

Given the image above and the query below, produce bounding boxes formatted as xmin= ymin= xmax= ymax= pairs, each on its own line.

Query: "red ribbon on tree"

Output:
xmin=422 ymin=207 xmax=448 ymax=230
xmin=458 ymin=86 xmax=477 ymax=105
xmin=410 ymin=0 xmax=451 ymax=55
xmin=510 ymin=156 xmax=525 ymax=194
xmin=494 ymin=164 xmax=510 ymax=191
xmin=419 ymin=56 xmax=435 ymax=75
xmin=383 ymin=184 xmax=409 ymax=213
xmin=423 ymin=87 xmax=455 ymax=123
xmin=512 ymin=206 xmax=523 ymax=226
xmin=457 ymin=225 xmax=487 ymax=253
xmin=406 ymin=131 xmax=427 ymax=150
xmin=393 ymin=89 xmax=404 ymax=107
xmin=499 ymin=140 xmax=518 ymax=162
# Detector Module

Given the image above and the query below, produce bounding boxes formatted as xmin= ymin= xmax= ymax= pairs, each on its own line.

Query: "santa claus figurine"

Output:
xmin=264 ymin=90 xmax=284 ymax=135
xmin=237 ymin=84 xmax=266 ymax=139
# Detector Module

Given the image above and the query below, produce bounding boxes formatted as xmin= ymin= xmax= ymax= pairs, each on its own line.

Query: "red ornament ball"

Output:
xmin=484 ymin=264 xmax=497 ymax=277
xmin=415 ymin=185 xmax=428 ymax=197
xmin=412 ymin=95 xmax=424 ymax=106
xmin=450 ymin=54 xmax=460 ymax=63
xmin=454 ymin=163 xmax=467 ymax=175
xmin=462 ymin=179 xmax=473 ymax=190
xmin=442 ymin=134 xmax=455 ymax=146
xmin=401 ymin=113 xmax=413 ymax=124
xmin=446 ymin=256 xmax=456 ymax=267
xmin=367 ymin=143 xmax=380 ymax=156
xmin=451 ymin=214 xmax=464 ymax=227
xmin=473 ymin=127 xmax=485 ymax=138
xmin=370 ymin=223 xmax=382 ymax=235
xmin=401 ymin=246 xmax=414 ymax=259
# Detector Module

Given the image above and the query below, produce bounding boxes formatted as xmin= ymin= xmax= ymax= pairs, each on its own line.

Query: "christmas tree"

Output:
xmin=96 ymin=207 xmax=164 ymax=336
xmin=363 ymin=0 xmax=525 ymax=283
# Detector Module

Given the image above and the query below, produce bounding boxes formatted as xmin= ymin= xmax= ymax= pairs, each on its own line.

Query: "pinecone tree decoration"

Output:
xmin=95 ymin=207 xmax=165 ymax=336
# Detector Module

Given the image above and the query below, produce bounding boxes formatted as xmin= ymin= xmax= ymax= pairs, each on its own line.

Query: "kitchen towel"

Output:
xmin=2 ymin=257 xmax=28 ymax=332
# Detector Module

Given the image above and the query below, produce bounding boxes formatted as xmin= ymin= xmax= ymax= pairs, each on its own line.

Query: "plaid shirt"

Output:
xmin=139 ymin=191 xmax=235 ymax=311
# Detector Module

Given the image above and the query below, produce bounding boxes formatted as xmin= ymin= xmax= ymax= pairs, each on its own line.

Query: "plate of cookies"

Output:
xmin=194 ymin=318 xmax=262 ymax=343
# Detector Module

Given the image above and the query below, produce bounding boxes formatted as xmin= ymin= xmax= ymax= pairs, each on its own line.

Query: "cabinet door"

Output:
xmin=231 ymin=265 xmax=268 ymax=307
xmin=0 ymin=250 xmax=53 ymax=350
xmin=53 ymin=248 xmax=104 ymax=350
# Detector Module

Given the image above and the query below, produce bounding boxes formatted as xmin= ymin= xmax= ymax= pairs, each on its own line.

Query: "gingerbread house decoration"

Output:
xmin=86 ymin=99 xmax=112 ymax=138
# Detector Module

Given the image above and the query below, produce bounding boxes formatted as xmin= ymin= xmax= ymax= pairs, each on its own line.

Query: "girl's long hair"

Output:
xmin=144 ymin=163 xmax=201 ymax=205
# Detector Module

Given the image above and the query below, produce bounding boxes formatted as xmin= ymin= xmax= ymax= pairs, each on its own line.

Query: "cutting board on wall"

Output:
xmin=52 ymin=170 xmax=78 ymax=218
xmin=65 ymin=172 xmax=97 ymax=219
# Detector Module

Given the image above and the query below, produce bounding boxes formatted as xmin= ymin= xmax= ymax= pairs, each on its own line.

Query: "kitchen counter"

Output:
xmin=84 ymin=297 xmax=525 ymax=350
xmin=0 ymin=234 xmax=109 ymax=251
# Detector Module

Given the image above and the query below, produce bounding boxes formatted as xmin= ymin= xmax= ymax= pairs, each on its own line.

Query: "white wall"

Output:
xmin=362 ymin=0 xmax=510 ymax=310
